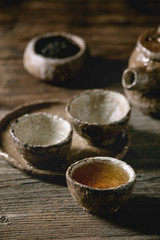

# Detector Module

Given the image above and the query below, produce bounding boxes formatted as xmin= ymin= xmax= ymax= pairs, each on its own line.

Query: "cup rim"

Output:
xmin=10 ymin=112 xmax=73 ymax=150
xmin=66 ymin=89 xmax=131 ymax=127
xmin=24 ymin=31 xmax=87 ymax=64
xmin=66 ymin=156 xmax=136 ymax=191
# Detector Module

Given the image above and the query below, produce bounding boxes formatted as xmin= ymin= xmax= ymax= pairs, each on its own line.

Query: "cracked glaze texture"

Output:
xmin=23 ymin=32 xmax=89 ymax=83
xmin=122 ymin=27 xmax=160 ymax=117
xmin=66 ymin=89 xmax=131 ymax=147
xmin=66 ymin=157 xmax=136 ymax=216
xmin=10 ymin=113 xmax=73 ymax=170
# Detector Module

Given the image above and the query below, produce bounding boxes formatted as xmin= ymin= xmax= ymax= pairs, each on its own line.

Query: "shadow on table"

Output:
xmin=123 ymin=128 xmax=160 ymax=169
xmin=37 ymin=174 xmax=67 ymax=186
xmin=127 ymin=0 xmax=160 ymax=15
xmin=107 ymin=127 xmax=160 ymax=234
xmin=0 ymin=0 xmax=23 ymax=6
xmin=110 ymin=195 xmax=160 ymax=235
xmin=49 ymin=56 xmax=125 ymax=89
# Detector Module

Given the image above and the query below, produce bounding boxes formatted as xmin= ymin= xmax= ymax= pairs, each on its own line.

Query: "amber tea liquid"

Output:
xmin=72 ymin=161 xmax=129 ymax=189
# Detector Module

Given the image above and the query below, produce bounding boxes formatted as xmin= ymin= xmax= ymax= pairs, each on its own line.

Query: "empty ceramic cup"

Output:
xmin=66 ymin=156 xmax=136 ymax=215
xmin=10 ymin=113 xmax=73 ymax=170
xmin=23 ymin=32 xmax=89 ymax=84
xmin=66 ymin=89 xmax=131 ymax=147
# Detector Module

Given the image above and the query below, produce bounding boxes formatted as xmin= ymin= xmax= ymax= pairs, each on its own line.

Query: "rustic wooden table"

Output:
xmin=0 ymin=1 xmax=160 ymax=239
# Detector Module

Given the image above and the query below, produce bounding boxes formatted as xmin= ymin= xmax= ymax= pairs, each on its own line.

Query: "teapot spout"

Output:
xmin=122 ymin=67 xmax=150 ymax=93
xmin=122 ymin=68 xmax=138 ymax=90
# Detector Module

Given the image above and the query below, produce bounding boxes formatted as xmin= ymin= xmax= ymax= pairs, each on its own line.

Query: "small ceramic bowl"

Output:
xmin=66 ymin=156 xmax=136 ymax=215
xmin=23 ymin=32 xmax=89 ymax=84
xmin=66 ymin=89 xmax=131 ymax=147
xmin=10 ymin=113 xmax=73 ymax=169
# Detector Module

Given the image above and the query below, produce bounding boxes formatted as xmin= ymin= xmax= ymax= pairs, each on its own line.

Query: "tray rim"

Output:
xmin=0 ymin=99 xmax=130 ymax=180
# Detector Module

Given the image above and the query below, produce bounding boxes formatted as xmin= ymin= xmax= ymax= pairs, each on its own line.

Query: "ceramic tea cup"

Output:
xmin=10 ymin=113 xmax=73 ymax=170
xmin=66 ymin=156 xmax=136 ymax=215
xmin=23 ymin=32 xmax=89 ymax=84
xmin=66 ymin=89 xmax=131 ymax=147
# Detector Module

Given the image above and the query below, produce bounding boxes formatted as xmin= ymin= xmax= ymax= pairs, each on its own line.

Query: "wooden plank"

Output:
xmin=0 ymin=1 xmax=159 ymax=109
xmin=0 ymin=0 xmax=160 ymax=239
xmin=0 ymin=157 xmax=160 ymax=239
xmin=0 ymin=103 xmax=160 ymax=239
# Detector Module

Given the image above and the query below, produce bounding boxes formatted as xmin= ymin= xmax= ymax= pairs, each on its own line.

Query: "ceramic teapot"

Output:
xmin=122 ymin=26 xmax=160 ymax=118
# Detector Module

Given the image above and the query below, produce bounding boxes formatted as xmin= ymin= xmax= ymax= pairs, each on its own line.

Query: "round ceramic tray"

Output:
xmin=0 ymin=100 xmax=130 ymax=180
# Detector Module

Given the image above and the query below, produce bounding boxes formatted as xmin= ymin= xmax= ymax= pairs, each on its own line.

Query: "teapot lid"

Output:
xmin=138 ymin=26 xmax=160 ymax=61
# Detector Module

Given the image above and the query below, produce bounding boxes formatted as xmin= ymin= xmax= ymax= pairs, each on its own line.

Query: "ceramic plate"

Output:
xmin=0 ymin=100 xmax=130 ymax=181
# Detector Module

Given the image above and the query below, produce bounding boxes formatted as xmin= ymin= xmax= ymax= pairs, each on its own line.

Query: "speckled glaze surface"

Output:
xmin=122 ymin=26 xmax=160 ymax=117
xmin=66 ymin=89 xmax=131 ymax=148
xmin=23 ymin=32 xmax=89 ymax=84
xmin=0 ymin=100 xmax=130 ymax=180
xmin=66 ymin=157 xmax=136 ymax=216
xmin=10 ymin=113 xmax=73 ymax=169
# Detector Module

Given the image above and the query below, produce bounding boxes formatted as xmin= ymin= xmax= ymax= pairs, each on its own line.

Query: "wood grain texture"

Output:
xmin=0 ymin=0 xmax=160 ymax=108
xmin=0 ymin=0 xmax=160 ymax=239
xmin=0 ymin=105 xmax=160 ymax=239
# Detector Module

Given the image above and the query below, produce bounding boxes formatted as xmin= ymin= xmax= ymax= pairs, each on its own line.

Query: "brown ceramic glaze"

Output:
xmin=122 ymin=26 xmax=160 ymax=117
xmin=66 ymin=156 xmax=136 ymax=215
xmin=66 ymin=89 xmax=131 ymax=148
xmin=23 ymin=32 xmax=89 ymax=84
xmin=0 ymin=100 xmax=130 ymax=180
xmin=10 ymin=113 xmax=73 ymax=169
